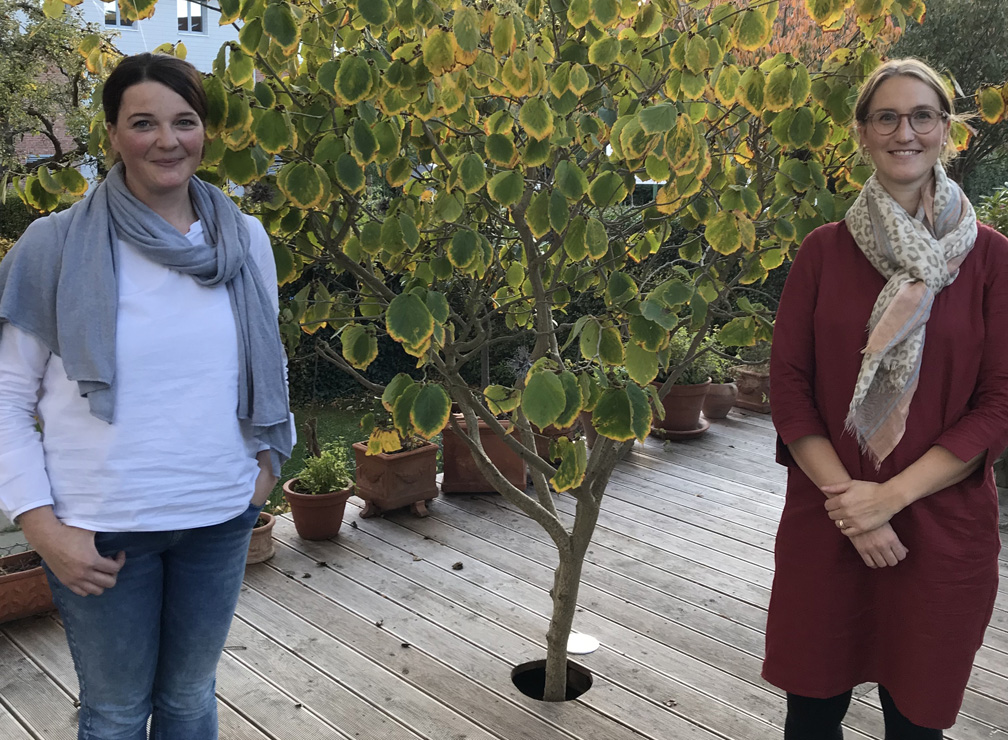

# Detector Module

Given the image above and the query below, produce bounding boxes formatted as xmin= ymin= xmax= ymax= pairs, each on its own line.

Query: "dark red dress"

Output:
xmin=762 ymin=221 xmax=1008 ymax=729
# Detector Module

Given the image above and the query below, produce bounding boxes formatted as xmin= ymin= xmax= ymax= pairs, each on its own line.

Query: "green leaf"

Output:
xmin=453 ymin=5 xmax=481 ymax=52
xmin=625 ymin=343 xmax=658 ymax=386
xmin=386 ymin=293 xmax=434 ymax=346
xmin=386 ymin=157 xmax=412 ymax=187
xmin=598 ymin=327 xmax=624 ymax=365
xmin=567 ymin=0 xmax=591 ymax=28
xmin=526 ymin=190 xmax=551 ymax=238
xmin=358 ymin=0 xmax=391 ymax=25
xmin=706 ymin=210 xmax=741 ymax=255
xmin=423 ymin=28 xmax=457 ymax=76
xmin=54 ymin=168 xmax=88 ymax=197
xmin=639 ymin=104 xmax=677 ymax=134
xmin=221 ymin=147 xmax=259 ymax=185
xmin=485 ymin=133 xmax=516 ymax=166
xmin=978 ymin=86 xmax=1006 ymax=124
xmin=565 ymin=217 xmax=589 ymax=261
xmin=484 ymin=384 xmax=521 ymax=415
xmin=255 ymin=109 xmax=292 ymax=154
xmin=336 ymin=56 xmax=373 ymax=105
xmin=588 ymin=172 xmax=627 ymax=207
xmin=411 ymin=385 xmax=451 ymax=438
xmin=426 ymin=291 xmax=450 ymax=323
xmin=764 ymin=65 xmax=794 ymax=112
xmin=585 ymin=217 xmax=608 ymax=260
xmin=734 ymin=10 xmax=771 ymax=51
xmin=555 ymin=160 xmax=588 ymax=200
xmin=555 ymin=371 xmax=583 ymax=430
xmin=605 ymin=272 xmax=638 ymax=306
xmin=714 ymin=64 xmax=740 ymax=106
xmin=684 ymin=35 xmax=710 ymax=75
xmin=550 ymin=437 xmax=587 ymax=492
xmin=522 ymin=372 xmax=565 ymax=430
xmin=335 ymin=153 xmax=366 ymax=194
xmin=341 ymin=324 xmax=378 ymax=370
xmin=487 ymin=170 xmax=524 ymax=207
xmin=549 ymin=189 xmax=569 ymax=233
xmin=587 ymin=37 xmax=619 ymax=67
xmin=263 ymin=3 xmax=300 ymax=55
xmin=382 ymin=373 xmax=416 ymax=411
xmin=36 ymin=167 xmax=61 ymax=194
xmin=519 ymin=98 xmax=554 ymax=141
xmin=392 ymin=383 xmax=422 ymax=437
xmin=449 ymin=230 xmax=480 ymax=270
xmin=277 ymin=161 xmax=330 ymax=209
xmin=625 ymin=382 xmax=652 ymax=442
xmin=569 ymin=64 xmax=591 ymax=96
xmin=351 ymin=118 xmax=378 ymax=164
xmin=455 ymin=153 xmax=486 ymax=194
xmin=592 ymin=388 xmax=635 ymax=441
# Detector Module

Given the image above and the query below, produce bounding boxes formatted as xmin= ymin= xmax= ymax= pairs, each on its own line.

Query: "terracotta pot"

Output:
xmin=353 ymin=441 xmax=439 ymax=518
xmin=731 ymin=364 xmax=771 ymax=413
xmin=701 ymin=381 xmax=738 ymax=420
xmin=651 ymin=378 xmax=711 ymax=436
xmin=246 ymin=511 xmax=276 ymax=564
xmin=0 ymin=551 xmax=55 ymax=624
xmin=441 ymin=415 xmax=526 ymax=493
xmin=283 ymin=478 xmax=354 ymax=540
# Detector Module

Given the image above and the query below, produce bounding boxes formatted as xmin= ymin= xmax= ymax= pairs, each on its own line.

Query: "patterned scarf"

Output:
xmin=843 ymin=163 xmax=977 ymax=467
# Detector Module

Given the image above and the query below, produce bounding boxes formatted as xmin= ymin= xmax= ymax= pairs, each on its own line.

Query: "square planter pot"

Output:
xmin=353 ymin=441 xmax=439 ymax=517
xmin=731 ymin=365 xmax=771 ymax=413
xmin=441 ymin=415 xmax=526 ymax=493
xmin=0 ymin=550 xmax=56 ymax=624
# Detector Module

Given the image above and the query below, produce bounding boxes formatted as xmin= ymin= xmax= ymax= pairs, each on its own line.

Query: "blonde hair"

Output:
xmin=854 ymin=58 xmax=959 ymax=164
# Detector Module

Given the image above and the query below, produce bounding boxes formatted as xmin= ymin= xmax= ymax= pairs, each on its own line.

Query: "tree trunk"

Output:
xmin=542 ymin=492 xmax=600 ymax=701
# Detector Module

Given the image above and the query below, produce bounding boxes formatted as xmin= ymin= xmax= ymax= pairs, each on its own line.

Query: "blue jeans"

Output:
xmin=44 ymin=503 xmax=262 ymax=740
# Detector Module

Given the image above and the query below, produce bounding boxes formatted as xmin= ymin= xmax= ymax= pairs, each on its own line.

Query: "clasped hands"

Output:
xmin=820 ymin=480 xmax=909 ymax=568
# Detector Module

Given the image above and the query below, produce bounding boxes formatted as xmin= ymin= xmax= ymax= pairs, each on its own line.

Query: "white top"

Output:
xmin=0 ymin=215 xmax=287 ymax=531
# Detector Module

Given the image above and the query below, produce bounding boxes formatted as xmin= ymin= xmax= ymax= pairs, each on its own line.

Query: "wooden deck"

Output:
xmin=2 ymin=410 xmax=1006 ymax=739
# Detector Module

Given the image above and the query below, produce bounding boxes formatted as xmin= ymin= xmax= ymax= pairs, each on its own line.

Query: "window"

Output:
xmin=104 ymin=1 xmax=134 ymax=27
xmin=178 ymin=0 xmax=206 ymax=33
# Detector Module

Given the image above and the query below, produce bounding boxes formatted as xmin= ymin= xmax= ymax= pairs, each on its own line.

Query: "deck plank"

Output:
xmin=0 ymin=408 xmax=1003 ymax=740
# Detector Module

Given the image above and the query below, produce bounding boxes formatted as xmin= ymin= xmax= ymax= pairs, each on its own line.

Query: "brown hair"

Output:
xmin=854 ymin=58 xmax=958 ymax=163
xmin=103 ymin=53 xmax=207 ymax=127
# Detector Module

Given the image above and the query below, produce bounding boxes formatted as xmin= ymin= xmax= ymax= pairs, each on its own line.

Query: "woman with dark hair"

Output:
xmin=0 ymin=53 xmax=292 ymax=739
xmin=764 ymin=57 xmax=1008 ymax=738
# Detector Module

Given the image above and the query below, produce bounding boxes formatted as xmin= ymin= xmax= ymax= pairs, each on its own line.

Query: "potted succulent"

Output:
xmin=282 ymin=440 xmax=354 ymax=540
xmin=353 ymin=402 xmax=439 ymax=518
xmin=702 ymin=342 xmax=741 ymax=420
xmin=651 ymin=331 xmax=718 ymax=439
xmin=731 ymin=341 xmax=772 ymax=413
xmin=0 ymin=547 xmax=55 ymax=623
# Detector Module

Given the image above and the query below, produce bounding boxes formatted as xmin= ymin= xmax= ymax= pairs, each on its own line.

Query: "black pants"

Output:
xmin=785 ymin=686 xmax=943 ymax=740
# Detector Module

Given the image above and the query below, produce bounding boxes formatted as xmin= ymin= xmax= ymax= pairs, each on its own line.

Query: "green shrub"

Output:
xmin=977 ymin=185 xmax=1008 ymax=234
xmin=292 ymin=441 xmax=352 ymax=495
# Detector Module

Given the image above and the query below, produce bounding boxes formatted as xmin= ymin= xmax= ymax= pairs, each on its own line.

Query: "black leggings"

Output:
xmin=785 ymin=686 xmax=943 ymax=740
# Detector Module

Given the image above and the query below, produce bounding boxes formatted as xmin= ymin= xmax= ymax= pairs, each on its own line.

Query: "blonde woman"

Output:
xmin=764 ymin=58 xmax=1007 ymax=738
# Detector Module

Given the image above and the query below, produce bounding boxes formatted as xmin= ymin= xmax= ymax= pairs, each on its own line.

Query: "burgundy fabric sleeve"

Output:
xmin=770 ymin=227 xmax=833 ymax=467
xmin=934 ymin=225 xmax=1008 ymax=471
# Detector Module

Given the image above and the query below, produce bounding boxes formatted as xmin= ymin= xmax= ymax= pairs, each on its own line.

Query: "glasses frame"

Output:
xmin=862 ymin=107 xmax=949 ymax=136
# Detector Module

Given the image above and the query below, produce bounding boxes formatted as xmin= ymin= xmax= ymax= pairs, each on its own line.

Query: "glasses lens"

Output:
xmin=872 ymin=112 xmax=899 ymax=135
xmin=910 ymin=110 xmax=939 ymax=134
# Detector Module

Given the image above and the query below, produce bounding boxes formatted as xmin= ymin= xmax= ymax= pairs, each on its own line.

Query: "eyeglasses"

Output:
xmin=862 ymin=108 xmax=949 ymax=136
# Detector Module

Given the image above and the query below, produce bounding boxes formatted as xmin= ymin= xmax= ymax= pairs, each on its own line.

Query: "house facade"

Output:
xmin=78 ymin=0 xmax=238 ymax=72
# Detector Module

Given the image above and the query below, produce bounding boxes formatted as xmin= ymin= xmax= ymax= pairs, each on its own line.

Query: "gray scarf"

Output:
xmin=0 ymin=163 xmax=291 ymax=475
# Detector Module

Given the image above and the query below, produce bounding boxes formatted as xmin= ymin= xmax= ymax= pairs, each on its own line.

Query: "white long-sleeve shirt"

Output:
xmin=0 ymin=215 xmax=286 ymax=531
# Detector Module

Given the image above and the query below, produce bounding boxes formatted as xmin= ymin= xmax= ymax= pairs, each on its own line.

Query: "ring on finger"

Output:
xmin=837 ymin=519 xmax=845 ymax=530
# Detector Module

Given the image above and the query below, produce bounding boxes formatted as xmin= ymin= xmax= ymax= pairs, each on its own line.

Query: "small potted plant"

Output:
xmin=283 ymin=440 xmax=355 ymax=540
xmin=701 ymin=341 xmax=741 ymax=420
xmin=246 ymin=509 xmax=276 ymax=564
xmin=353 ymin=400 xmax=439 ymax=518
xmin=651 ymin=331 xmax=718 ymax=439
xmin=731 ymin=341 xmax=772 ymax=413
xmin=1 ymin=547 xmax=55 ymax=623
